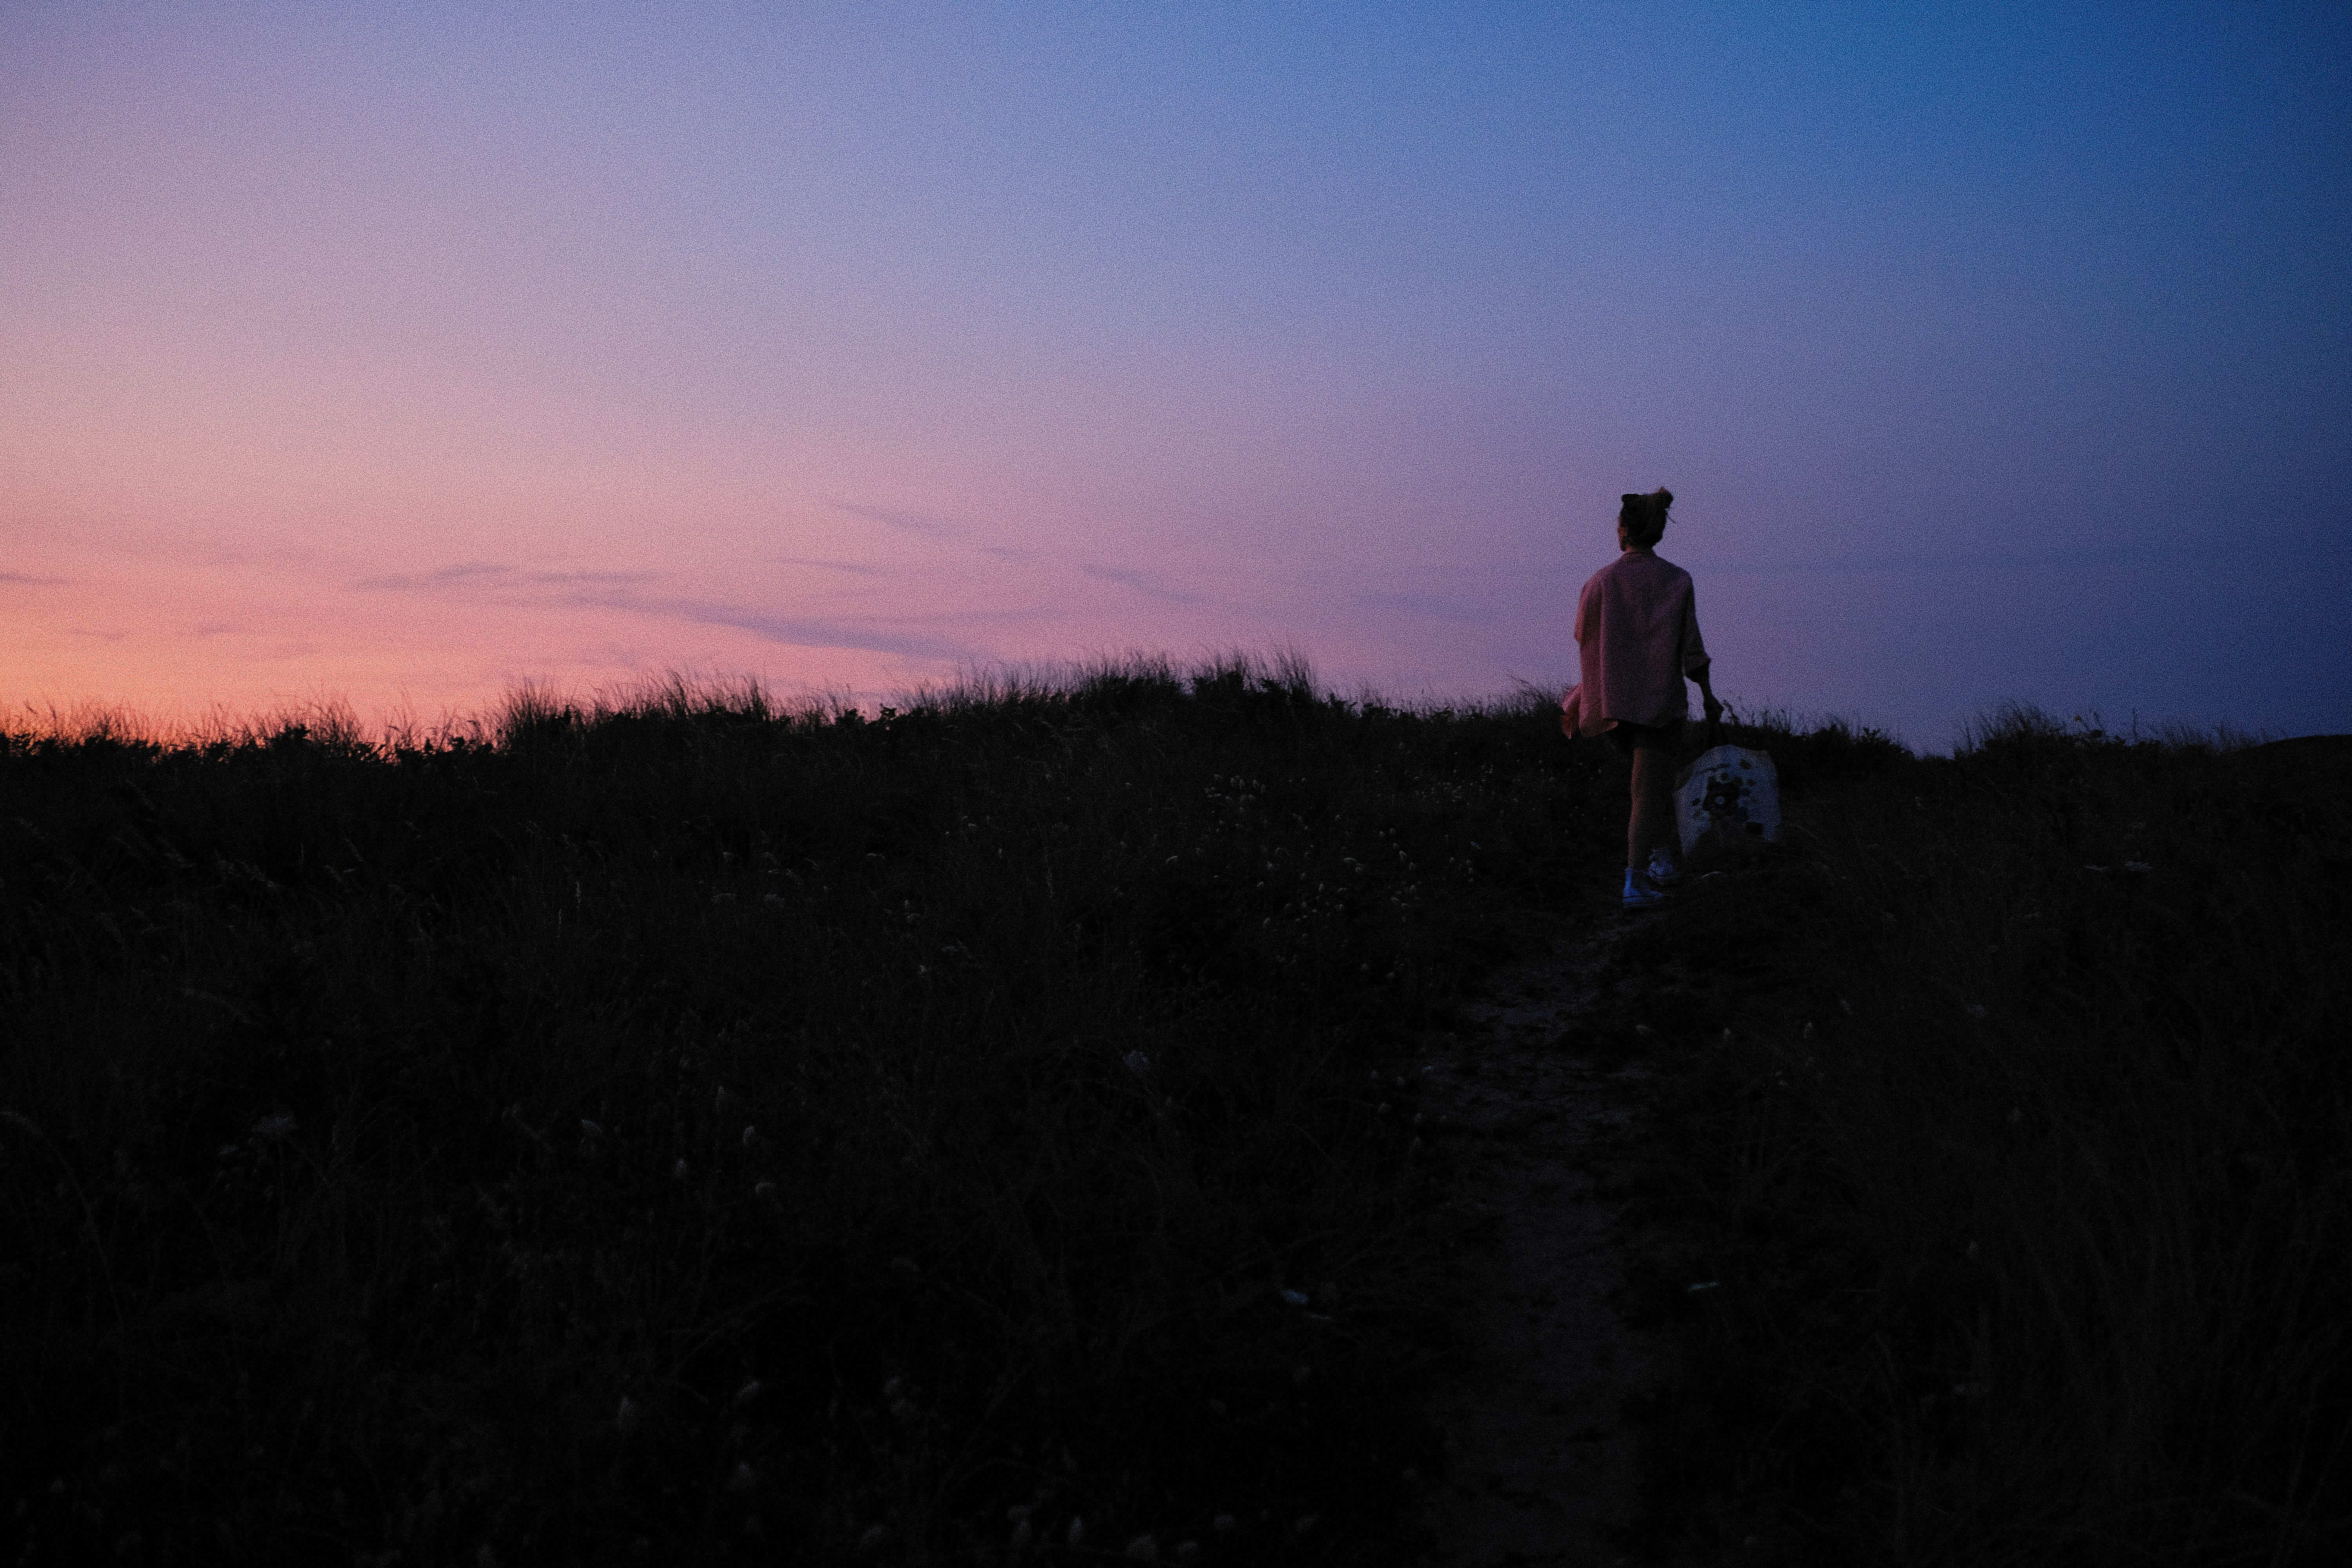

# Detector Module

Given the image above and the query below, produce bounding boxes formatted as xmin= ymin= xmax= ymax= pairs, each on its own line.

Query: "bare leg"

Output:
xmin=1628 ymin=745 xmax=1674 ymax=869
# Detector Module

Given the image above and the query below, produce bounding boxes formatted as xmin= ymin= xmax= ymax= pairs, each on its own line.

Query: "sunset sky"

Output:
xmin=5 ymin=2 xmax=2347 ymax=750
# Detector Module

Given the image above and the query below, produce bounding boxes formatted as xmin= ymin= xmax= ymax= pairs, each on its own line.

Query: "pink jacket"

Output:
xmin=1563 ymin=548 xmax=1710 ymax=737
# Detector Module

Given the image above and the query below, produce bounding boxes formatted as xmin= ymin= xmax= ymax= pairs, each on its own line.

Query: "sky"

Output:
xmin=4 ymin=1 xmax=2347 ymax=751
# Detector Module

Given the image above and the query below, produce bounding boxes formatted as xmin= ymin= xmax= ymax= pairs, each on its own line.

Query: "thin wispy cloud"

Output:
xmin=1353 ymin=590 xmax=1490 ymax=625
xmin=353 ymin=563 xmax=661 ymax=593
xmin=827 ymin=500 xmax=966 ymax=539
xmin=1080 ymin=563 xmax=1205 ymax=605
xmin=1696 ymin=539 xmax=2317 ymax=577
xmin=776 ymin=556 xmax=902 ymax=578
xmin=342 ymin=559 xmax=987 ymax=661
xmin=603 ymin=595 xmax=985 ymax=663
xmin=0 ymin=572 xmax=67 ymax=586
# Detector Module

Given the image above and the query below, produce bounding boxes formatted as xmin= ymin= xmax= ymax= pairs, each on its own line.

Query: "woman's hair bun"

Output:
xmin=1617 ymin=486 xmax=1673 ymax=544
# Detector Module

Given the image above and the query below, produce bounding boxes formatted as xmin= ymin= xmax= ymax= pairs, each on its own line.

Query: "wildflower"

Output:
xmin=742 ymin=1125 xmax=757 ymax=1148
xmin=858 ymin=1524 xmax=890 ymax=1554
xmin=1123 ymin=1051 xmax=1152 ymax=1079
xmin=883 ymin=1376 xmax=904 ymax=1398
xmin=1280 ymin=1289 xmax=1309 ymax=1306
xmin=735 ymin=1379 xmax=761 ymax=1406
xmin=729 ymin=1463 xmax=757 ymax=1494
xmin=1010 ymin=1519 xmax=1034 ymax=1551
xmin=753 ymin=1181 xmax=775 ymax=1198
xmin=1688 ymin=1281 xmax=1720 ymax=1292
xmin=1293 ymin=1515 xmax=1319 ymax=1537
xmin=1067 ymin=1518 xmax=1086 ymax=1548
xmin=253 ymin=1116 xmax=296 ymax=1140
xmin=2124 ymin=861 xmax=2152 ymax=873
xmin=673 ymin=1159 xmax=689 ymax=1180
xmin=579 ymin=1120 xmax=603 ymax=1139
xmin=615 ymin=1396 xmax=639 ymax=1435
xmin=1126 ymin=1536 xmax=1159 ymax=1560
xmin=1965 ymin=1005 xmax=1987 ymax=1020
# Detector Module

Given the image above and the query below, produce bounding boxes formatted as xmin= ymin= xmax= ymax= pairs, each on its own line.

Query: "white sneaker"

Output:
xmin=1647 ymin=849 xmax=1681 ymax=885
xmin=1622 ymin=868 xmax=1668 ymax=909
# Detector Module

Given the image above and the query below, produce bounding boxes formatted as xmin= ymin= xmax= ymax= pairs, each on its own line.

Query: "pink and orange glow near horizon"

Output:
xmin=6 ymin=3 xmax=2348 ymax=750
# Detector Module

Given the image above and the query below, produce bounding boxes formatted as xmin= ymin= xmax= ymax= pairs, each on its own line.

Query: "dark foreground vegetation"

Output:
xmin=5 ymin=661 xmax=2345 ymax=1566
xmin=1605 ymin=711 xmax=2351 ymax=1565
xmin=2 ymin=656 xmax=1620 ymax=1566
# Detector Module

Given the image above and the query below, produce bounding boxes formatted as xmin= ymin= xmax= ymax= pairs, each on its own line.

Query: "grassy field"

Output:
xmin=5 ymin=664 xmax=2344 ymax=1565
xmin=1 ymin=655 xmax=1621 ymax=1565
xmin=1601 ymin=711 xmax=2351 ymax=1565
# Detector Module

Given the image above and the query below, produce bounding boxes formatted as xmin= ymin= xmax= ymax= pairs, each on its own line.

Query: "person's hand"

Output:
xmin=1702 ymin=692 xmax=1723 ymax=726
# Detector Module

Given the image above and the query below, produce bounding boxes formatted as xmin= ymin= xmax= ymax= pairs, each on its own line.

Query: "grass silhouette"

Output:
xmin=4 ymin=666 xmax=2343 ymax=1564
xmin=1 ymin=654 xmax=1617 ymax=1563
xmin=1605 ymin=709 xmax=2350 ymax=1564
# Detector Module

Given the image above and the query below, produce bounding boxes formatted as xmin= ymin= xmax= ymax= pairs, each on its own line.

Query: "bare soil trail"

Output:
xmin=1412 ymin=918 xmax=1665 ymax=1567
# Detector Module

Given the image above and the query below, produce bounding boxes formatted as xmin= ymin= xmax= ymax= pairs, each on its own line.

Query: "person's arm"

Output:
xmin=1681 ymin=582 xmax=1722 ymax=730
xmin=1692 ymin=663 xmax=1723 ymax=729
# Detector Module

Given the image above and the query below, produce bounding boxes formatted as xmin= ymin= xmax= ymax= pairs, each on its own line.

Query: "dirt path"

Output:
xmin=1412 ymin=921 xmax=1661 ymax=1567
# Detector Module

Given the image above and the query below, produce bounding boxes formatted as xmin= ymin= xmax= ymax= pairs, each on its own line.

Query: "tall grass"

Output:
xmin=0 ymin=655 xmax=1617 ymax=1564
xmin=11 ymin=670 xmax=2339 ymax=1563
xmin=1612 ymin=708 xmax=2350 ymax=1565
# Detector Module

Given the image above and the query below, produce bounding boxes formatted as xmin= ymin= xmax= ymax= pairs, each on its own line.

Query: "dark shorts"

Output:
xmin=1605 ymin=720 xmax=1678 ymax=758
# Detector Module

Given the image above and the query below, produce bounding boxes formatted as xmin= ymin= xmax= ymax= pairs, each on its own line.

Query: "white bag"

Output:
xmin=1675 ymin=744 xmax=1780 ymax=856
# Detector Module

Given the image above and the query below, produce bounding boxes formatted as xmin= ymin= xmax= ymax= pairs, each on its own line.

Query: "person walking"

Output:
xmin=1561 ymin=487 xmax=1722 ymax=908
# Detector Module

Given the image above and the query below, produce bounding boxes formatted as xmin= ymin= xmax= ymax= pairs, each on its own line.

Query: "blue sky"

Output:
xmin=4 ymin=1 xmax=2347 ymax=747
